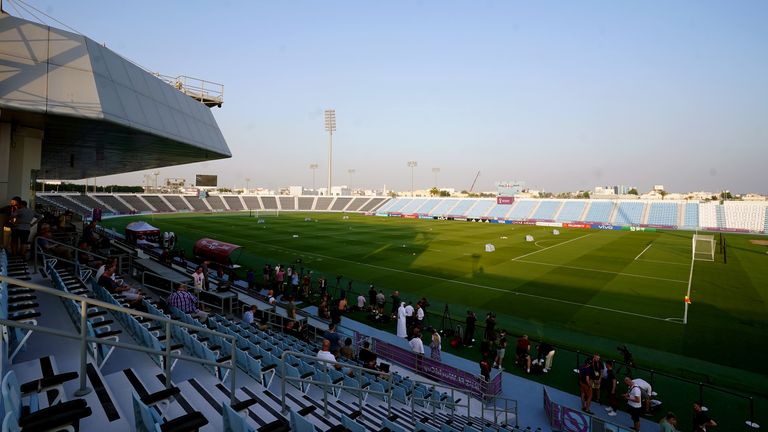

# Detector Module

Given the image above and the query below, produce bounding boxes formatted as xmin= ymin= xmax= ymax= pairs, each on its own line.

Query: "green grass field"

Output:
xmin=101 ymin=212 xmax=768 ymax=425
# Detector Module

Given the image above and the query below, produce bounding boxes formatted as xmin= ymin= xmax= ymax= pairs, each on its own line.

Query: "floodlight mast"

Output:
xmin=407 ymin=161 xmax=418 ymax=197
xmin=309 ymin=164 xmax=319 ymax=191
xmin=324 ymin=110 xmax=336 ymax=195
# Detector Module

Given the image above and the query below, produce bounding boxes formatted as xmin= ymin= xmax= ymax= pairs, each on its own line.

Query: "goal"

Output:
xmin=252 ymin=209 xmax=280 ymax=218
xmin=692 ymin=234 xmax=715 ymax=261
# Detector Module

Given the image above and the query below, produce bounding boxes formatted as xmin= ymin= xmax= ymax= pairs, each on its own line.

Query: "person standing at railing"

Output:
xmin=430 ymin=329 xmax=441 ymax=361
xmin=396 ymin=302 xmax=407 ymax=338
xmin=390 ymin=290 xmax=401 ymax=318
xmin=409 ymin=327 xmax=425 ymax=371
xmin=692 ymin=401 xmax=717 ymax=432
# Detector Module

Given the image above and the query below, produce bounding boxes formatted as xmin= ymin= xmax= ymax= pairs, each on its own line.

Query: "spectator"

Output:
xmin=390 ymin=290 xmax=400 ymax=318
xmin=290 ymin=271 xmax=299 ymax=297
xmin=318 ymin=300 xmax=330 ymax=320
xmin=318 ymin=276 xmax=328 ymax=297
xmin=368 ymin=285 xmax=377 ymax=311
xmin=633 ymin=377 xmax=654 ymax=414
xmin=258 ymin=315 xmax=269 ymax=331
xmin=247 ymin=268 xmax=255 ymax=290
xmin=404 ymin=301 xmax=415 ymax=335
xmin=99 ymin=267 xmax=144 ymax=308
xmin=430 ymin=329 xmax=441 ymax=361
xmin=464 ymin=310 xmax=476 ymax=346
xmin=515 ymin=334 xmax=531 ymax=373
xmin=340 ymin=337 xmax=354 ymax=360
xmin=603 ymin=361 xmax=619 ymax=417
xmin=479 ymin=355 xmax=491 ymax=382
xmin=358 ymin=341 xmax=377 ymax=370
xmin=396 ymin=302 xmax=407 ymax=338
xmin=285 ymin=296 xmax=297 ymax=320
xmin=579 ymin=359 xmax=594 ymax=414
xmin=193 ymin=266 xmax=205 ymax=294
xmin=243 ymin=305 xmax=257 ymax=325
xmin=9 ymin=199 xmax=38 ymax=257
xmin=317 ymin=339 xmax=338 ymax=369
xmin=660 ymin=412 xmax=680 ymax=432
xmin=168 ymin=284 xmax=208 ymax=323
xmin=591 ymin=353 xmax=605 ymax=404
xmin=356 ymin=293 xmax=366 ymax=311
xmin=262 ymin=264 xmax=271 ymax=287
xmin=692 ymin=401 xmax=716 ymax=432
xmin=535 ymin=341 xmax=556 ymax=373
xmin=415 ymin=303 xmax=425 ymax=330
xmin=324 ymin=324 xmax=341 ymax=357
xmin=484 ymin=312 xmax=497 ymax=341
xmin=623 ymin=377 xmax=643 ymax=431
xmin=494 ymin=336 xmax=507 ymax=370
xmin=376 ymin=290 xmax=386 ymax=315
xmin=409 ymin=327 xmax=424 ymax=371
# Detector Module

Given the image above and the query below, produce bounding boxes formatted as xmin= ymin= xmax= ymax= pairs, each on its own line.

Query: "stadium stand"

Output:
xmin=765 ymin=211 xmax=768 ymax=233
xmin=716 ymin=205 xmax=726 ymax=229
xmin=358 ymin=197 xmax=388 ymax=212
xmin=683 ymin=202 xmax=699 ymax=228
xmin=297 ymin=196 xmax=315 ymax=210
xmin=69 ymin=194 xmax=105 ymax=212
xmin=448 ymin=199 xmax=477 ymax=216
xmin=507 ymin=201 xmax=536 ymax=220
xmin=428 ymin=199 xmax=460 ymax=216
xmin=647 ymin=202 xmax=679 ymax=226
xmin=414 ymin=199 xmax=440 ymax=215
xmin=346 ymin=197 xmax=369 ymax=212
xmin=206 ymin=195 xmax=227 ymax=210
xmin=400 ymin=198 xmax=428 ymax=214
xmin=466 ymin=199 xmax=496 ymax=218
xmin=261 ymin=196 xmax=279 ymax=210
xmin=279 ymin=196 xmax=297 ymax=210
xmin=723 ymin=202 xmax=767 ymax=232
xmin=530 ymin=200 xmax=562 ymax=220
xmin=315 ymin=197 xmax=334 ymax=211
xmin=485 ymin=203 xmax=512 ymax=219
xmin=184 ymin=195 xmax=209 ymax=211
xmin=242 ymin=196 xmax=263 ymax=211
xmin=613 ymin=201 xmax=645 ymax=226
xmin=379 ymin=198 xmax=411 ymax=213
xmin=583 ymin=201 xmax=614 ymax=223
xmin=96 ymin=195 xmax=133 ymax=214
xmin=554 ymin=201 xmax=586 ymax=222
xmin=143 ymin=195 xmax=174 ymax=212
xmin=120 ymin=195 xmax=154 ymax=212
xmin=699 ymin=203 xmax=718 ymax=229
xmin=331 ymin=197 xmax=354 ymax=211
xmin=223 ymin=195 xmax=245 ymax=210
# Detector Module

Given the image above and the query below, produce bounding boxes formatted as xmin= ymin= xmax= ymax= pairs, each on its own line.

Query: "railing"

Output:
xmin=32 ymin=236 xmax=128 ymax=277
xmin=0 ymin=274 xmax=239 ymax=400
xmin=154 ymin=74 xmax=223 ymax=106
xmin=279 ymin=350 xmax=485 ymax=425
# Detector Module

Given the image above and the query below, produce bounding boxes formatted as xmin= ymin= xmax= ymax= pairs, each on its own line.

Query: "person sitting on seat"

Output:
xmin=358 ymin=341 xmax=378 ymax=370
xmin=243 ymin=305 xmax=257 ymax=325
xmin=98 ymin=267 xmax=144 ymax=308
xmin=167 ymin=284 xmax=208 ymax=323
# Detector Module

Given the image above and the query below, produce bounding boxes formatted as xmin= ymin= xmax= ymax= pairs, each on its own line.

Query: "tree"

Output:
xmin=581 ymin=191 xmax=591 ymax=199
xmin=720 ymin=191 xmax=733 ymax=200
xmin=627 ymin=188 xmax=638 ymax=195
xmin=429 ymin=187 xmax=439 ymax=197
xmin=439 ymin=190 xmax=451 ymax=197
xmin=659 ymin=190 xmax=668 ymax=200
xmin=388 ymin=191 xmax=398 ymax=198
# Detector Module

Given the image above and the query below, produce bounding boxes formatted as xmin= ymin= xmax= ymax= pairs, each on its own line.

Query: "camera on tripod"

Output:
xmin=617 ymin=345 xmax=634 ymax=366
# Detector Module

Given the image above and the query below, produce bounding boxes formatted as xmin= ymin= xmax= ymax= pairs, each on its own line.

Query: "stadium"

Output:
xmin=1 ymin=3 xmax=767 ymax=432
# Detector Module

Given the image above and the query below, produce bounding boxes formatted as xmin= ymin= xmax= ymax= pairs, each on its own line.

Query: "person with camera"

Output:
xmin=623 ymin=376 xmax=643 ymax=431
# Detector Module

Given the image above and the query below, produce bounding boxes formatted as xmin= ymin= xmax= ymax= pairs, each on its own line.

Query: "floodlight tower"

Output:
xmin=324 ymin=109 xmax=336 ymax=195
xmin=309 ymin=164 xmax=318 ymax=191
xmin=407 ymin=161 xmax=418 ymax=197
xmin=348 ymin=169 xmax=356 ymax=194
xmin=245 ymin=177 xmax=251 ymax=193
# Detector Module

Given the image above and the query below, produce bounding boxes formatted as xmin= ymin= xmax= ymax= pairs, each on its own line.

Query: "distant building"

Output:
xmin=653 ymin=184 xmax=665 ymax=192
xmin=288 ymin=186 xmax=303 ymax=196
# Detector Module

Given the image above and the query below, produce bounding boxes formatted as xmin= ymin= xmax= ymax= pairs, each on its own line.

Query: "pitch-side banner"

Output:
xmin=497 ymin=196 xmax=515 ymax=205
xmin=536 ymin=221 xmax=563 ymax=228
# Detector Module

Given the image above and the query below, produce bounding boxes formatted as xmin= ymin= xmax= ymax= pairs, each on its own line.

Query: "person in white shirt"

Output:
xmin=409 ymin=328 xmax=425 ymax=371
xmin=356 ymin=294 xmax=366 ymax=311
xmin=317 ymin=339 xmax=345 ymax=372
xmin=415 ymin=304 xmax=425 ymax=328
xmin=193 ymin=266 xmax=205 ymax=293
xmin=243 ymin=305 xmax=257 ymax=325
xmin=404 ymin=302 xmax=414 ymax=336
xmin=623 ymin=377 xmax=643 ymax=432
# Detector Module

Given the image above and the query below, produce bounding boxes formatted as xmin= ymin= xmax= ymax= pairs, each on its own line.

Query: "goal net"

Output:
xmin=692 ymin=234 xmax=715 ymax=261
xmin=252 ymin=209 xmax=280 ymax=218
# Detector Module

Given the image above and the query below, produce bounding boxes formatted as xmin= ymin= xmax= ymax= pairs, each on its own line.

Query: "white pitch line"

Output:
xmin=511 ymin=234 xmax=592 ymax=261
xmin=636 ymin=259 xmax=690 ymax=267
xmin=634 ymin=243 xmax=653 ymax=261
xmin=514 ymin=259 xmax=688 ymax=284
xmin=176 ymin=225 xmax=680 ymax=323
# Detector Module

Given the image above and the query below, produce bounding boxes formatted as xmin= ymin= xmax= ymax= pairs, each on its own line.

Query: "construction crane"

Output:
xmin=468 ymin=170 xmax=481 ymax=193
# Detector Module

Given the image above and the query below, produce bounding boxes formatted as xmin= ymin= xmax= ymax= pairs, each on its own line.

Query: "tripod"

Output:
xmin=441 ymin=304 xmax=454 ymax=336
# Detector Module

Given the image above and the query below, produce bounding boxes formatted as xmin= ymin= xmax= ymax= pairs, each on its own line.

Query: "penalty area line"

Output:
xmin=634 ymin=243 xmax=653 ymax=261
xmin=511 ymin=234 xmax=592 ymax=261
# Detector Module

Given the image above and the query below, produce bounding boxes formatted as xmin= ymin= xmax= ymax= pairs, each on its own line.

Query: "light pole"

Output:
xmin=153 ymin=171 xmax=160 ymax=193
xmin=407 ymin=161 xmax=418 ymax=197
xmin=348 ymin=169 xmax=355 ymax=194
xmin=309 ymin=164 xmax=318 ymax=191
xmin=432 ymin=167 xmax=440 ymax=189
xmin=245 ymin=178 xmax=251 ymax=193
xmin=324 ymin=109 xmax=336 ymax=195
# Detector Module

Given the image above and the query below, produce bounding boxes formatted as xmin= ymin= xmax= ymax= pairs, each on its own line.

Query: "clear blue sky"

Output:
xmin=11 ymin=0 xmax=768 ymax=193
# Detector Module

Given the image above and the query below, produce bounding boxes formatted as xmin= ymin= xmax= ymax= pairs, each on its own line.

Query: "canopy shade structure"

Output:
xmin=124 ymin=221 xmax=160 ymax=245
xmin=192 ymin=238 xmax=243 ymax=267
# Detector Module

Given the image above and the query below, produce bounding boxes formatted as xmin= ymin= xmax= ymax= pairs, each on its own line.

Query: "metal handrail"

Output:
xmin=0 ymin=275 xmax=238 ymax=400
xmin=278 ymin=350 xmax=494 ymax=424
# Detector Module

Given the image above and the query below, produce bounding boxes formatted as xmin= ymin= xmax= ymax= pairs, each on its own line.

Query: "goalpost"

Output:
xmin=692 ymin=234 xmax=715 ymax=262
xmin=252 ymin=209 xmax=280 ymax=218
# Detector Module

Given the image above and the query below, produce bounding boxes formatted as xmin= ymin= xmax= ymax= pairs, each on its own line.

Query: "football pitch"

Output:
xmin=101 ymin=212 xmax=768 ymax=391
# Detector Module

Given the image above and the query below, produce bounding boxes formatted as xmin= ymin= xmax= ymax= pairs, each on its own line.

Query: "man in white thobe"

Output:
xmin=396 ymin=302 xmax=407 ymax=338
